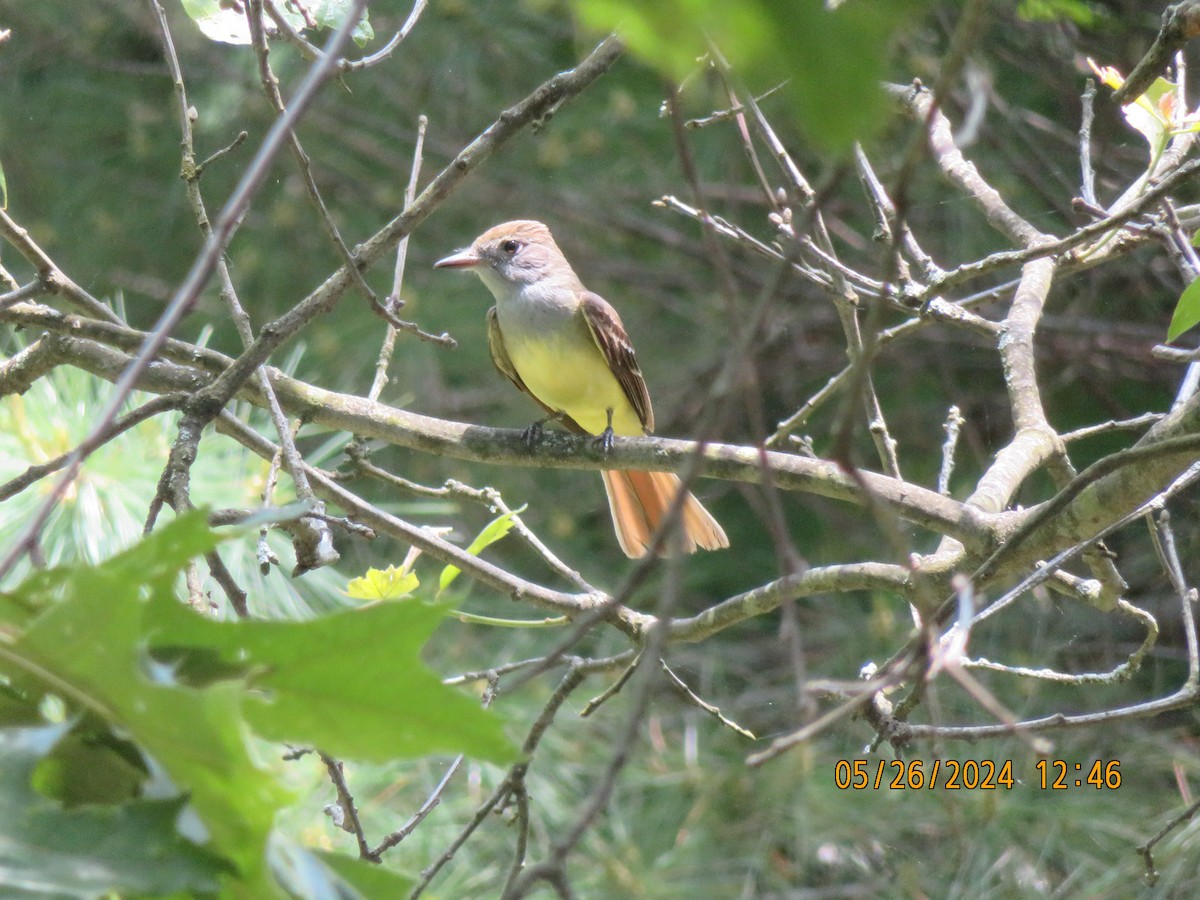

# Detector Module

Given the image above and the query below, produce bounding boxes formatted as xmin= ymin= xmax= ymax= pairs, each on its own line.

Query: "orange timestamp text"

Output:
xmin=833 ymin=758 xmax=1122 ymax=791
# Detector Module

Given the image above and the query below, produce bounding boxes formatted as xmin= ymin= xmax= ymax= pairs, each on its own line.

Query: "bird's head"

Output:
xmin=435 ymin=220 xmax=580 ymax=294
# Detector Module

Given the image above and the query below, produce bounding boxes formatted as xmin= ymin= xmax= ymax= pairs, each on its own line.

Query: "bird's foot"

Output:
xmin=593 ymin=426 xmax=615 ymax=455
xmin=522 ymin=420 xmax=546 ymax=449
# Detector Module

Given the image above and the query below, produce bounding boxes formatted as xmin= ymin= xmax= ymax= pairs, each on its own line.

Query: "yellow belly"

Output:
xmin=507 ymin=335 xmax=643 ymax=436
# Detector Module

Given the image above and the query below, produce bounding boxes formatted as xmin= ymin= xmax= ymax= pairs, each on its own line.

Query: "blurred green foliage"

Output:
xmin=0 ymin=512 xmax=514 ymax=895
xmin=0 ymin=724 xmax=229 ymax=898
xmin=1018 ymin=0 xmax=1104 ymax=26
xmin=0 ymin=343 xmax=353 ymax=616
xmin=574 ymin=0 xmax=929 ymax=151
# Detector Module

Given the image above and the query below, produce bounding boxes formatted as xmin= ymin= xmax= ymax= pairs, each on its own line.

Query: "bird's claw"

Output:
xmin=593 ymin=426 xmax=615 ymax=455
xmin=522 ymin=420 xmax=545 ymax=449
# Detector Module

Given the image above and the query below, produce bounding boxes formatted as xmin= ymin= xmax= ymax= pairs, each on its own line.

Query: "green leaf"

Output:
xmin=6 ymin=512 xmax=290 ymax=894
xmin=1168 ymin=278 xmax=1200 ymax=341
xmin=1 ymin=511 xmax=515 ymax=897
xmin=0 ymin=586 xmax=42 ymax=633
xmin=180 ymin=0 xmax=372 ymax=46
xmin=146 ymin=592 xmax=517 ymax=765
xmin=312 ymin=849 xmax=415 ymax=896
xmin=345 ymin=564 xmax=419 ymax=600
xmin=32 ymin=722 xmax=147 ymax=806
xmin=0 ymin=723 xmax=230 ymax=898
xmin=572 ymin=0 xmax=925 ymax=152
xmin=1017 ymin=0 xmax=1098 ymax=26
xmin=1123 ymin=76 xmax=1174 ymax=155
xmin=439 ymin=507 xmax=522 ymax=592
xmin=179 ymin=0 xmax=273 ymax=44
xmin=0 ymin=156 xmax=7 ymax=209
xmin=268 ymin=839 xmax=413 ymax=899
xmin=0 ymin=682 xmax=42 ymax=727
xmin=311 ymin=0 xmax=375 ymax=45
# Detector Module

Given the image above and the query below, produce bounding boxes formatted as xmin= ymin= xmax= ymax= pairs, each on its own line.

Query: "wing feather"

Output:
xmin=579 ymin=291 xmax=654 ymax=433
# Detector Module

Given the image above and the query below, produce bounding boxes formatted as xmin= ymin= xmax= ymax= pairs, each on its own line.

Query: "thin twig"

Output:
xmin=0 ymin=393 xmax=184 ymax=502
xmin=503 ymin=558 xmax=684 ymax=899
xmin=195 ymin=130 xmax=248 ymax=177
xmin=321 ymin=753 xmax=374 ymax=860
xmin=1149 ymin=510 xmax=1199 ymax=687
xmin=370 ymin=675 xmax=499 ymax=858
xmin=683 ymin=81 xmax=788 ymax=129
xmin=1061 ymin=412 xmax=1164 ymax=442
xmin=0 ymin=280 xmax=46 ymax=310
xmin=0 ymin=0 xmax=367 ymax=581
xmin=153 ymin=0 xmax=337 ymax=579
xmin=965 ymin=597 xmax=1157 ymax=684
xmin=1112 ymin=0 xmax=1200 ymax=105
xmin=1079 ymin=79 xmax=1098 ymax=207
xmin=340 ymin=0 xmax=428 ymax=73
xmin=368 ymin=113 xmax=429 ymax=402
xmin=579 ymin=652 xmax=642 ymax=717
xmin=412 ymin=666 xmax=589 ymax=899
xmin=0 ymin=208 xmax=122 ymax=324
xmin=1139 ymin=795 xmax=1200 ymax=887
xmin=348 ymin=453 xmax=594 ymax=592
xmin=659 ymin=659 xmax=755 ymax=739
xmin=937 ymin=405 xmax=964 ymax=496
xmin=246 ymin=0 xmax=379 ymax=311
xmin=261 ymin=0 xmax=323 ymax=60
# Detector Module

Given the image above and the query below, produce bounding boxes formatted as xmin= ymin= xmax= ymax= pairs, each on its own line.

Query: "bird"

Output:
xmin=435 ymin=220 xmax=728 ymax=558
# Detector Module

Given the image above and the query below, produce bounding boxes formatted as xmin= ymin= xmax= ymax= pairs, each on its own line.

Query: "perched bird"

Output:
xmin=435 ymin=220 xmax=728 ymax=558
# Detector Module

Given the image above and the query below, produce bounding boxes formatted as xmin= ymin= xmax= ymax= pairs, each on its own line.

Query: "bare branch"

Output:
xmin=0 ymin=0 xmax=367 ymax=580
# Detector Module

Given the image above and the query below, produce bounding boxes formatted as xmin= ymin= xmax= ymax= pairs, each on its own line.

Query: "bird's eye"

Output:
xmin=501 ymin=239 xmax=522 ymax=255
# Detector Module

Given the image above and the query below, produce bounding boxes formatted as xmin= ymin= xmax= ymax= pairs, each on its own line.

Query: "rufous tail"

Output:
xmin=600 ymin=470 xmax=728 ymax=558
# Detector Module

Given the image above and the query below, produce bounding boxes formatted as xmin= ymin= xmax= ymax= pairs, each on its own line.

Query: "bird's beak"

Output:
xmin=434 ymin=248 xmax=481 ymax=269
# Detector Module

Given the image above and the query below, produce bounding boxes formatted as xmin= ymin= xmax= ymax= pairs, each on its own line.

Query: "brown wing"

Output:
xmin=487 ymin=306 xmax=586 ymax=434
xmin=579 ymin=291 xmax=654 ymax=433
